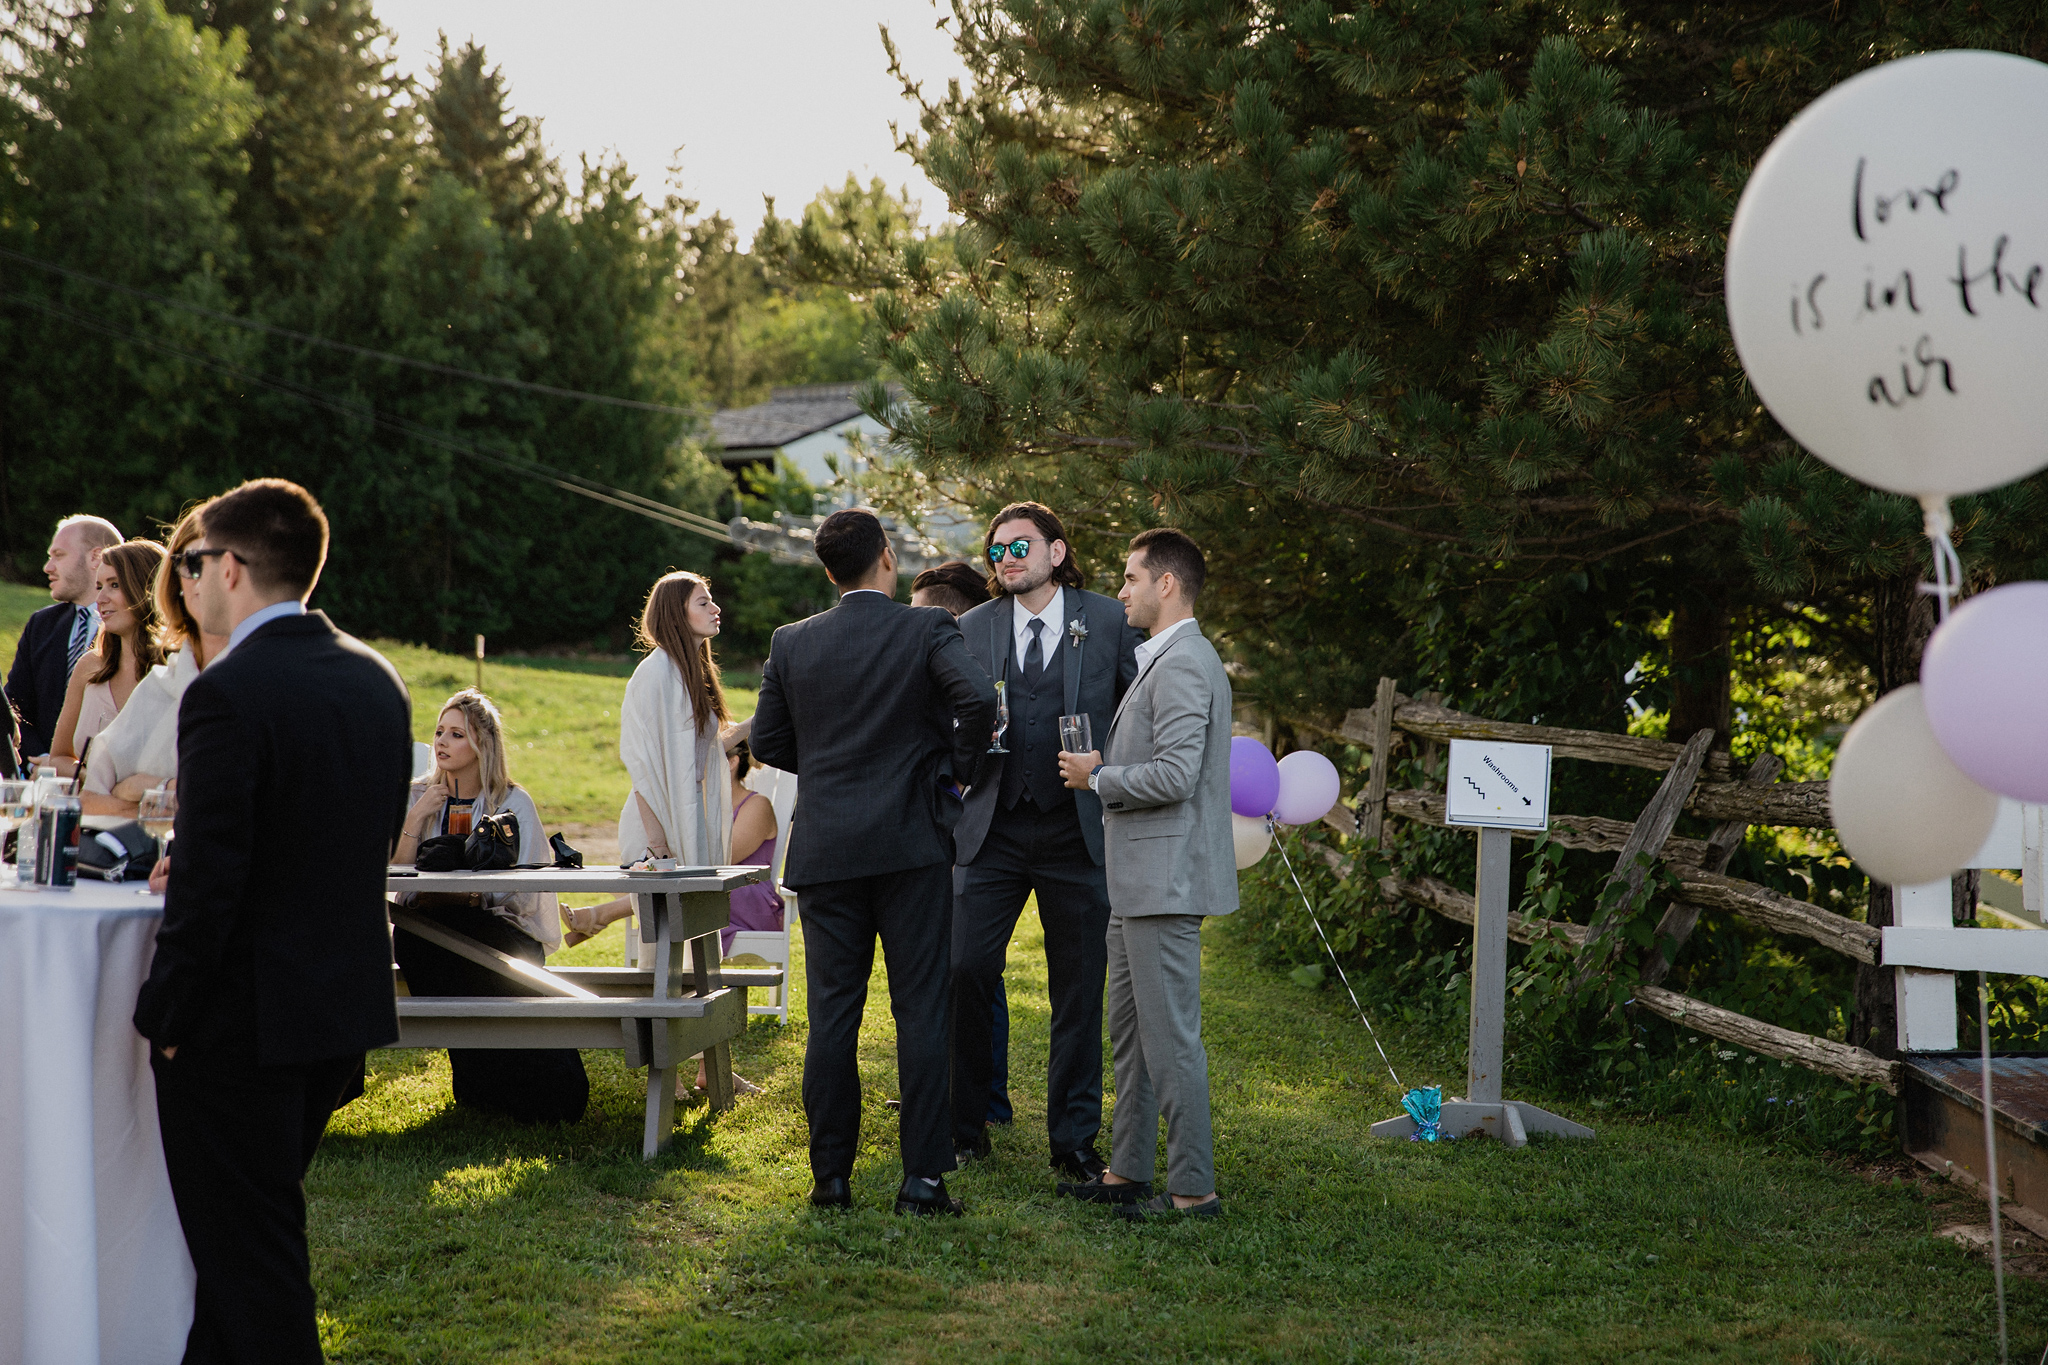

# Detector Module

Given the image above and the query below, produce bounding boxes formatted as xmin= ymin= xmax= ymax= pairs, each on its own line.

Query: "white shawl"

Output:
xmin=617 ymin=651 xmax=732 ymax=868
xmin=83 ymin=645 xmax=200 ymax=796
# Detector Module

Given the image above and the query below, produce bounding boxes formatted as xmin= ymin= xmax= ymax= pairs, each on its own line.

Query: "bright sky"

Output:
xmin=371 ymin=0 xmax=970 ymax=239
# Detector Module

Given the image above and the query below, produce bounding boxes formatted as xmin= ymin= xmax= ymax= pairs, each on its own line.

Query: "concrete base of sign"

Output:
xmin=1371 ymin=1099 xmax=1595 ymax=1148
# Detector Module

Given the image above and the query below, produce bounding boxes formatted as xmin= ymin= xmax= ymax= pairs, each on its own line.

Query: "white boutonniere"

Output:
xmin=1067 ymin=619 xmax=1088 ymax=648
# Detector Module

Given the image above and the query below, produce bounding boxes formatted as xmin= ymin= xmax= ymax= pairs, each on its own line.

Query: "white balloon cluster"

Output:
xmin=1725 ymin=50 xmax=2048 ymax=887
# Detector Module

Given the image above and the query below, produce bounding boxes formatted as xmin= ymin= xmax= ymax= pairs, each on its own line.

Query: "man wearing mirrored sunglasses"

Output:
xmin=949 ymin=502 xmax=1143 ymax=1187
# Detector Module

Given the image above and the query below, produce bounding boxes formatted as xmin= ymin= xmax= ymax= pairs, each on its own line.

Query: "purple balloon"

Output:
xmin=1230 ymin=737 xmax=1281 ymax=817
xmin=1922 ymin=581 xmax=2048 ymax=801
xmin=1273 ymin=749 xmax=1343 ymax=825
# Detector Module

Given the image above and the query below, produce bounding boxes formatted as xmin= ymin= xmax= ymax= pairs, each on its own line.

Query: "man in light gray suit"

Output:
xmin=1056 ymin=527 xmax=1234 ymax=1219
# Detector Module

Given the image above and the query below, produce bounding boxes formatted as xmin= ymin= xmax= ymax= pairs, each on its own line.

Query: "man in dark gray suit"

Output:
xmin=1057 ymin=528 xmax=1235 ymax=1219
xmin=751 ymin=509 xmax=998 ymax=1217
xmin=949 ymin=502 xmax=1142 ymax=1182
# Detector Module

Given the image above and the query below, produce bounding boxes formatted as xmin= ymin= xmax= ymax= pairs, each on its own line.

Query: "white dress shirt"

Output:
xmin=1012 ymin=591 xmax=1066 ymax=672
xmin=1132 ymin=616 xmax=1199 ymax=672
xmin=219 ymin=599 xmax=306 ymax=660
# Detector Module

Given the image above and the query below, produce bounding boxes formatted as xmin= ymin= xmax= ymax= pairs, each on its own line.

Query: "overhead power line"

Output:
xmin=0 ymin=285 xmax=735 ymax=545
xmin=0 ymin=245 xmax=712 ymax=419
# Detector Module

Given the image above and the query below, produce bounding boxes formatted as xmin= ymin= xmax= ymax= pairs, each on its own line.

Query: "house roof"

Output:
xmin=710 ymin=382 xmax=899 ymax=455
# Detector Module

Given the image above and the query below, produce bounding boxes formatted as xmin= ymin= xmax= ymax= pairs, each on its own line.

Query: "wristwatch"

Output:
xmin=1088 ymin=763 xmax=1103 ymax=792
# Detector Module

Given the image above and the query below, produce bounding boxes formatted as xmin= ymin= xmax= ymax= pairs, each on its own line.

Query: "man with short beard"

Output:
xmin=949 ymin=502 xmax=1142 ymax=1184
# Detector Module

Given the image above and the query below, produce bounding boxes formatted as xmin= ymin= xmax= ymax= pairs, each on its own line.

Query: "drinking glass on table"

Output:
xmin=987 ymin=680 xmax=1010 ymax=754
xmin=138 ymin=786 xmax=177 ymax=863
xmin=1058 ymin=714 xmax=1092 ymax=755
xmin=0 ymin=780 xmax=30 ymax=885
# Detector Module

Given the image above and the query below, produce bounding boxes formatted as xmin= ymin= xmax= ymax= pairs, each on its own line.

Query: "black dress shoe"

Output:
xmin=1118 ymin=1193 xmax=1223 ymax=1222
xmin=893 ymin=1176 xmax=965 ymax=1217
xmin=955 ymin=1128 xmax=992 ymax=1166
xmin=1055 ymin=1175 xmax=1152 ymax=1205
xmin=809 ymin=1177 xmax=852 ymax=1209
xmin=1050 ymin=1146 xmax=1107 ymax=1182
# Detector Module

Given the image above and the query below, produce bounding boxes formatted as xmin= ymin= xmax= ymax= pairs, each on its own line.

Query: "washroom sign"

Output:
xmin=1444 ymin=741 xmax=1552 ymax=832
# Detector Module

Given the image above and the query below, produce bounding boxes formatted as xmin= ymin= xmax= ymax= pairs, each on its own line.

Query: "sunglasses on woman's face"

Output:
xmin=987 ymin=538 xmax=1040 ymax=564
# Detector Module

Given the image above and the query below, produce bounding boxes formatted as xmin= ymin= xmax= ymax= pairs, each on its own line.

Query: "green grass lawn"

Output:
xmin=318 ymin=912 xmax=2043 ymax=1364
xmin=6 ymin=576 xmax=2039 ymax=1360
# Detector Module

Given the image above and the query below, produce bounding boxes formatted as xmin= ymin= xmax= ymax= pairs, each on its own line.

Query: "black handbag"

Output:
xmin=415 ymin=834 xmax=469 ymax=872
xmin=466 ymin=811 xmax=519 ymax=871
xmin=77 ymin=820 xmax=157 ymax=881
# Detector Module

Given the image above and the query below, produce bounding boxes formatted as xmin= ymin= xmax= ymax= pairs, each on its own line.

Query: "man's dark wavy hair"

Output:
xmin=983 ymin=501 xmax=1085 ymax=596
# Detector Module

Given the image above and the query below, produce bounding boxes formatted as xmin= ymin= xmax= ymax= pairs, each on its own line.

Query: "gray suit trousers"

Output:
xmin=1106 ymin=913 xmax=1214 ymax=1196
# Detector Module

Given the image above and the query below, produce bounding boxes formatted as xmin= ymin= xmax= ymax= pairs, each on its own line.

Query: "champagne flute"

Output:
xmin=138 ymin=786 xmax=177 ymax=865
xmin=987 ymin=680 xmax=1010 ymax=754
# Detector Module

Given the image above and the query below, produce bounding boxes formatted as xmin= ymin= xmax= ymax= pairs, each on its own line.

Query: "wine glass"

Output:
xmin=987 ymin=680 xmax=1010 ymax=754
xmin=138 ymin=786 xmax=177 ymax=865
xmin=0 ymin=780 xmax=30 ymax=885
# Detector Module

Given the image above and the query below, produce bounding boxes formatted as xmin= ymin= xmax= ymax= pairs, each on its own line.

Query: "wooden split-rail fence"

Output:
xmin=1301 ymin=677 xmax=1898 ymax=1094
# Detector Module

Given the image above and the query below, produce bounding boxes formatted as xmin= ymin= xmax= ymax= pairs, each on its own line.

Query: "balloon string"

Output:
xmin=1918 ymin=494 xmax=1961 ymax=623
xmin=1274 ymin=829 xmax=1405 ymax=1092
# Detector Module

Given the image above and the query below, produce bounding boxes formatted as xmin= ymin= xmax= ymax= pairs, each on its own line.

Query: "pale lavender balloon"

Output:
xmin=1273 ymin=749 xmax=1342 ymax=825
xmin=1922 ymin=581 xmax=2048 ymax=801
xmin=1230 ymin=737 xmax=1280 ymax=817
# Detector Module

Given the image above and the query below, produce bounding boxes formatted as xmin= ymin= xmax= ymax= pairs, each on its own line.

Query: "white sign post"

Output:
xmin=1373 ymin=740 xmax=1593 ymax=1146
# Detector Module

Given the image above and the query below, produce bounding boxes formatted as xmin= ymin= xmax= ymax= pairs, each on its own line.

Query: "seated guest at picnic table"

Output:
xmin=720 ymin=736 xmax=782 ymax=954
xmin=391 ymin=687 xmax=588 ymax=1124
xmin=47 ymin=539 xmax=166 ymax=778
xmin=82 ymin=509 xmax=230 ymax=814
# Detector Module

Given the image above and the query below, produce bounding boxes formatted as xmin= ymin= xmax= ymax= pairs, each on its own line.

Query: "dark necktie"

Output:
xmin=66 ymin=607 xmax=94 ymax=673
xmin=1024 ymin=618 xmax=1045 ymax=684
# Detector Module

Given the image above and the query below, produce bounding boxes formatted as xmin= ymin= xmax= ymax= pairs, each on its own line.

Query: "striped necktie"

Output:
xmin=65 ymin=606 xmax=96 ymax=673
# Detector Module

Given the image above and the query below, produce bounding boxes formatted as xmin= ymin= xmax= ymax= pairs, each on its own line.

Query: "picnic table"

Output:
xmin=385 ymin=865 xmax=776 ymax=1157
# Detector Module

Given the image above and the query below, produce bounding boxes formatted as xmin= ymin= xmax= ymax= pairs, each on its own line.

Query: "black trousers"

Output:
xmin=950 ymin=797 xmax=1112 ymax=1154
xmin=392 ymin=899 xmax=589 ymax=1123
xmin=152 ymin=1047 xmax=362 ymax=1365
xmin=797 ymin=860 xmax=954 ymax=1181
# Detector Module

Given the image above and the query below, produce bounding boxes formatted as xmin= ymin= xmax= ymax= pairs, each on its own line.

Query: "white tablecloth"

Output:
xmin=0 ymin=881 xmax=194 ymax=1365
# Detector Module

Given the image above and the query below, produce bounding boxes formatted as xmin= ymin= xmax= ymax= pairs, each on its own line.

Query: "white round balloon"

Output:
xmin=1232 ymin=813 xmax=1272 ymax=870
xmin=1829 ymin=684 xmax=1999 ymax=886
xmin=1726 ymin=50 xmax=2048 ymax=498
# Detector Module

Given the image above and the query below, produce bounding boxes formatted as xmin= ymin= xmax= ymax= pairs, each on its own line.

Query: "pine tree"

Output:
xmin=824 ymin=0 xmax=2048 ymax=735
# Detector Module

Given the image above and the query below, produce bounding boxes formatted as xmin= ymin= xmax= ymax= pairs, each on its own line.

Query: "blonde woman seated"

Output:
xmin=48 ymin=540 xmax=166 ymax=779
xmin=82 ymin=509 xmax=230 ymax=815
xmin=393 ymin=688 xmax=587 ymax=1124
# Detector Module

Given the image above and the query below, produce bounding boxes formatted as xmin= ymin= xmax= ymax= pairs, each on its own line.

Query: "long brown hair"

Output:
xmin=87 ymin=541 xmax=167 ymax=684
xmin=636 ymin=571 xmax=729 ymax=736
xmin=155 ymin=504 xmax=207 ymax=649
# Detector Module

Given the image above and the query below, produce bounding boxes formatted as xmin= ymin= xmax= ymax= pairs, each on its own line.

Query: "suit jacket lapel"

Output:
xmin=1061 ymin=586 xmax=1082 ymax=717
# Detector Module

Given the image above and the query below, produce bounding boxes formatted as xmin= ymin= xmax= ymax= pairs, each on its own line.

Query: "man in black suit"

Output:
xmin=751 ymin=508 xmax=997 ymax=1216
xmin=5 ymin=513 xmax=122 ymax=759
xmin=135 ymin=479 xmax=412 ymax=1365
xmin=949 ymin=502 xmax=1142 ymax=1183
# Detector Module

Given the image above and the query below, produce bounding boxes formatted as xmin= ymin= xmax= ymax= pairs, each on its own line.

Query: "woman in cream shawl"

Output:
xmin=565 ymin=571 xmax=750 ymax=1098
xmin=566 ymin=571 xmax=734 ymax=932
